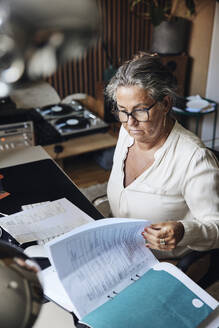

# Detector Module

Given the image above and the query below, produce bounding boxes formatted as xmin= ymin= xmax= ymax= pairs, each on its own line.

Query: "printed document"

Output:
xmin=0 ymin=198 xmax=93 ymax=244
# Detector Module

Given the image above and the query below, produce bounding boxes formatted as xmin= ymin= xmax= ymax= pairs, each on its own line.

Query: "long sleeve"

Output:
xmin=178 ymin=148 xmax=219 ymax=250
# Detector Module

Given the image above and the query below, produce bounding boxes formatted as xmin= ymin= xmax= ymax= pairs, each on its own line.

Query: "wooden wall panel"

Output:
xmin=46 ymin=0 xmax=151 ymax=99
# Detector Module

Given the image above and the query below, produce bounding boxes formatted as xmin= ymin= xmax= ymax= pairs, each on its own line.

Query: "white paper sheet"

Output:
xmin=38 ymin=266 xmax=74 ymax=313
xmin=21 ymin=201 xmax=51 ymax=210
xmin=0 ymin=198 xmax=93 ymax=244
xmin=47 ymin=218 xmax=156 ymax=318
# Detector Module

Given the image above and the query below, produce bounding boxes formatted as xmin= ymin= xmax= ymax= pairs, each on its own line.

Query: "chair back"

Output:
xmin=207 ymin=148 xmax=219 ymax=163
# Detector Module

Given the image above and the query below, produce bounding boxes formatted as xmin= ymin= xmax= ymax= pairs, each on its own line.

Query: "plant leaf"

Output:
xmin=149 ymin=6 xmax=165 ymax=26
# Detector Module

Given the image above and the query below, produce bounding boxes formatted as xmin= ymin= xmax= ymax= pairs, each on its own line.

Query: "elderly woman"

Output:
xmin=106 ymin=52 xmax=219 ymax=260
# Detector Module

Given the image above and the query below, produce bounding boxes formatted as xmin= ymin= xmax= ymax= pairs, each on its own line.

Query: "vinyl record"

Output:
xmin=38 ymin=104 xmax=74 ymax=118
xmin=55 ymin=116 xmax=90 ymax=133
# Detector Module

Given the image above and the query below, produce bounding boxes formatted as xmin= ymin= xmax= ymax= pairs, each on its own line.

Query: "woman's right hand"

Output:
xmin=142 ymin=221 xmax=184 ymax=251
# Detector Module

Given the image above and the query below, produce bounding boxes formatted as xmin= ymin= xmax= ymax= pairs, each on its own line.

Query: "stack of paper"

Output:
xmin=0 ymin=198 xmax=93 ymax=244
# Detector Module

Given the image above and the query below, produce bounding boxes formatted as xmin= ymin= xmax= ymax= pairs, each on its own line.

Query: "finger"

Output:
xmin=144 ymin=230 xmax=177 ymax=249
xmin=143 ymin=224 xmax=160 ymax=232
xmin=143 ymin=232 xmax=158 ymax=245
xmin=144 ymin=232 xmax=172 ymax=249
xmin=147 ymin=236 xmax=177 ymax=250
xmin=151 ymin=223 xmax=170 ymax=234
xmin=160 ymin=226 xmax=168 ymax=235
xmin=144 ymin=227 xmax=161 ymax=237
xmin=146 ymin=241 xmax=175 ymax=251
xmin=150 ymin=223 xmax=164 ymax=230
xmin=142 ymin=230 xmax=168 ymax=246
xmin=143 ymin=228 xmax=170 ymax=241
xmin=142 ymin=229 xmax=160 ymax=243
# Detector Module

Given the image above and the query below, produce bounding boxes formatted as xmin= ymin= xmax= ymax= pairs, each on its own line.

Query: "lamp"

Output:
xmin=0 ymin=240 xmax=43 ymax=328
xmin=0 ymin=0 xmax=100 ymax=97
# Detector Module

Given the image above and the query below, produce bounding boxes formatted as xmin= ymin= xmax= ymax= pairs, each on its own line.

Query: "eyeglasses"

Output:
xmin=112 ymin=102 xmax=157 ymax=123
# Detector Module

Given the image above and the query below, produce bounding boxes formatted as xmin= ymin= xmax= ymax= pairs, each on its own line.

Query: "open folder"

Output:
xmin=41 ymin=218 xmax=218 ymax=328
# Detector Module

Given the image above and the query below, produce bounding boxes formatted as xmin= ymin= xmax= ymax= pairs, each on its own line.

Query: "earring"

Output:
xmin=163 ymin=115 xmax=166 ymax=128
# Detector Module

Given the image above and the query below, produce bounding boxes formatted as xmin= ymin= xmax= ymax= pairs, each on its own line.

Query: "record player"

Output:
xmin=35 ymin=100 xmax=109 ymax=138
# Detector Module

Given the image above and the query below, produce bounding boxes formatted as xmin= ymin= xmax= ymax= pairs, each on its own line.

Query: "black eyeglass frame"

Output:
xmin=112 ymin=102 xmax=157 ymax=122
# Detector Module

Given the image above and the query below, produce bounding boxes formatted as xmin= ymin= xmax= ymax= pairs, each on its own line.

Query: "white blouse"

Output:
xmin=107 ymin=121 xmax=219 ymax=259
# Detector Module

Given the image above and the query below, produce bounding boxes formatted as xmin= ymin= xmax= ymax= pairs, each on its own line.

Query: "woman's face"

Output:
xmin=116 ymin=85 xmax=170 ymax=145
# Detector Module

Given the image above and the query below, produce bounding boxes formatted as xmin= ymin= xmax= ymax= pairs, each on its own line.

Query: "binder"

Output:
xmin=42 ymin=218 xmax=218 ymax=328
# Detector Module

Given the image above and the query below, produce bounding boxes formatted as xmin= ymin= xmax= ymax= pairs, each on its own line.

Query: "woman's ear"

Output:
xmin=163 ymin=96 xmax=172 ymax=113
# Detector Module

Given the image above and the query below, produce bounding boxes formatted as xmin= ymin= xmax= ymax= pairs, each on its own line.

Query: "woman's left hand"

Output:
xmin=142 ymin=221 xmax=184 ymax=251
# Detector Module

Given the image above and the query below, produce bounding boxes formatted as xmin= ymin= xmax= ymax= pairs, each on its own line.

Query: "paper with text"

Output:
xmin=47 ymin=218 xmax=156 ymax=319
xmin=21 ymin=201 xmax=51 ymax=211
xmin=0 ymin=198 xmax=93 ymax=244
xmin=38 ymin=266 xmax=74 ymax=312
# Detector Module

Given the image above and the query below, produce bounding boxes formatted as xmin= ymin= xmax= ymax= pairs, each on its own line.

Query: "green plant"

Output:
xmin=130 ymin=0 xmax=196 ymax=26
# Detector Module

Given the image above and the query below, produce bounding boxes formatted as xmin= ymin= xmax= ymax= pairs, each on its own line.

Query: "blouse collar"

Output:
xmin=125 ymin=120 xmax=179 ymax=158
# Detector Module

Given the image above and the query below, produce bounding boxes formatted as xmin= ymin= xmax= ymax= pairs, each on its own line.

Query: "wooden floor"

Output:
xmin=62 ymin=153 xmax=111 ymax=188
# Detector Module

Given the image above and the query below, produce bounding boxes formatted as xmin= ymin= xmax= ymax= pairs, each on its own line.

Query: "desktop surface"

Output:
xmin=0 ymin=157 xmax=102 ymax=219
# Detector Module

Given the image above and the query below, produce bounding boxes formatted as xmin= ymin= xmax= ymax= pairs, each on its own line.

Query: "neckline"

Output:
xmin=122 ymin=121 xmax=178 ymax=188
xmin=126 ymin=120 xmax=177 ymax=157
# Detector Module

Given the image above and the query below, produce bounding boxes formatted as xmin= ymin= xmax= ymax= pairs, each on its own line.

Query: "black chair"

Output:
xmin=177 ymin=248 xmax=219 ymax=289
xmin=208 ymin=147 xmax=219 ymax=161
xmin=177 ymin=147 xmax=219 ymax=289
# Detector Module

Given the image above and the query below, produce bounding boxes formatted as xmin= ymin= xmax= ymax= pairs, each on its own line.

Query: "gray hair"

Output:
xmin=105 ymin=53 xmax=178 ymax=105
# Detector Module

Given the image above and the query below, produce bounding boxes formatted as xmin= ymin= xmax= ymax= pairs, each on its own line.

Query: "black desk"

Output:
xmin=0 ymin=159 xmax=102 ymax=219
xmin=0 ymin=157 xmax=102 ymax=219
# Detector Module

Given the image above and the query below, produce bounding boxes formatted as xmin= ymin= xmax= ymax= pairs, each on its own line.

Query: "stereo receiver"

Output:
xmin=0 ymin=121 xmax=34 ymax=152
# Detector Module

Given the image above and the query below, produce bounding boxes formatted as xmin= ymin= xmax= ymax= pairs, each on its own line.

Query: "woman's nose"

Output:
xmin=127 ymin=114 xmax=137 ymax=126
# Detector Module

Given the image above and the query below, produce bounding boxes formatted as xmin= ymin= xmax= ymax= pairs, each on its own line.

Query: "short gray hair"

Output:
xmin=105 ymin=52 xmax=178 ymax=105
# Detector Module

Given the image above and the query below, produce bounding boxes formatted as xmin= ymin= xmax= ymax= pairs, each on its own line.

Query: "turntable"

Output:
xmin=36 ymin=102 xmax=83 ymax=120
xmin=55 ymin=115 xmax=90 ymax=135
xmin=37 ymin=103 xmax=74 ymax=119
xmin=35 ymin=100 xmax=109 ymax=139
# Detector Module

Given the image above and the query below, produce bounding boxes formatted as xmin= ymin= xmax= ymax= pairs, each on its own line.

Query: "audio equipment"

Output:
xmin=35 ymin=100 xmax=109 ymax=141
xmin=0 ymin=121 xmax=34 ymax=152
